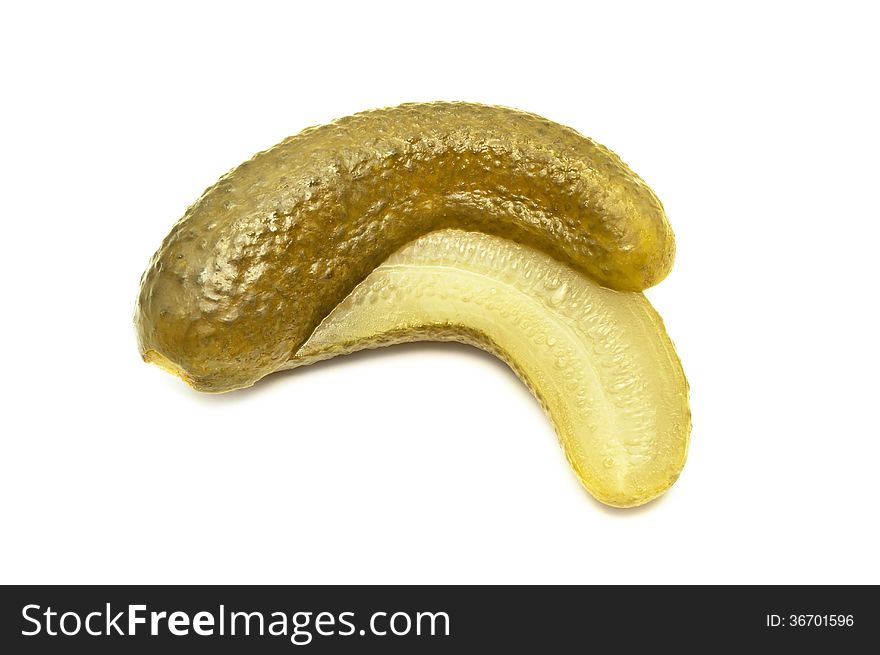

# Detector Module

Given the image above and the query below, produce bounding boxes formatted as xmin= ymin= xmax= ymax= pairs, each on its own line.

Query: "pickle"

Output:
xmin=136 ymin=102 xmax=674 ymax=392
xmin=292 ymin=230 xmax=689 ymax=507
xmin=136 ymin=103 xmax=690 ymax=506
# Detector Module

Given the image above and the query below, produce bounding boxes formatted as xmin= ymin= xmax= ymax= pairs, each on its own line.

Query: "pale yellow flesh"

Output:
xmin=290 ymin=230 xmax=690 ymax=507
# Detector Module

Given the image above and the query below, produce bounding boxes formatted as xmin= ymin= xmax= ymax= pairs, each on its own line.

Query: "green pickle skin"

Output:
xmin=136 ymin=102 xmax=675 ymax=392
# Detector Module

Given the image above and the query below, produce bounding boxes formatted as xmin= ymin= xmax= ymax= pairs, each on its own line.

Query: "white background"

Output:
xmin=2 ymin=1 xmax=878 ymax=584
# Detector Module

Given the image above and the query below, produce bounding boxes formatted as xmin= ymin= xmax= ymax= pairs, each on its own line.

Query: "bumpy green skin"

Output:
xmin=136 ymin=102 xmax=674 ymax=391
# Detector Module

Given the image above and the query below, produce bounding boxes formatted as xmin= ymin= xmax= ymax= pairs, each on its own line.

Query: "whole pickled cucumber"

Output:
xmin=136 ymin=102 xmax=674 ymax=392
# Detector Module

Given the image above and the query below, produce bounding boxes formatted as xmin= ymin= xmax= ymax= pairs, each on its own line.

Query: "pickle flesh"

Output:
xmin=291 ymin=230 xmax=689 ymax=507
